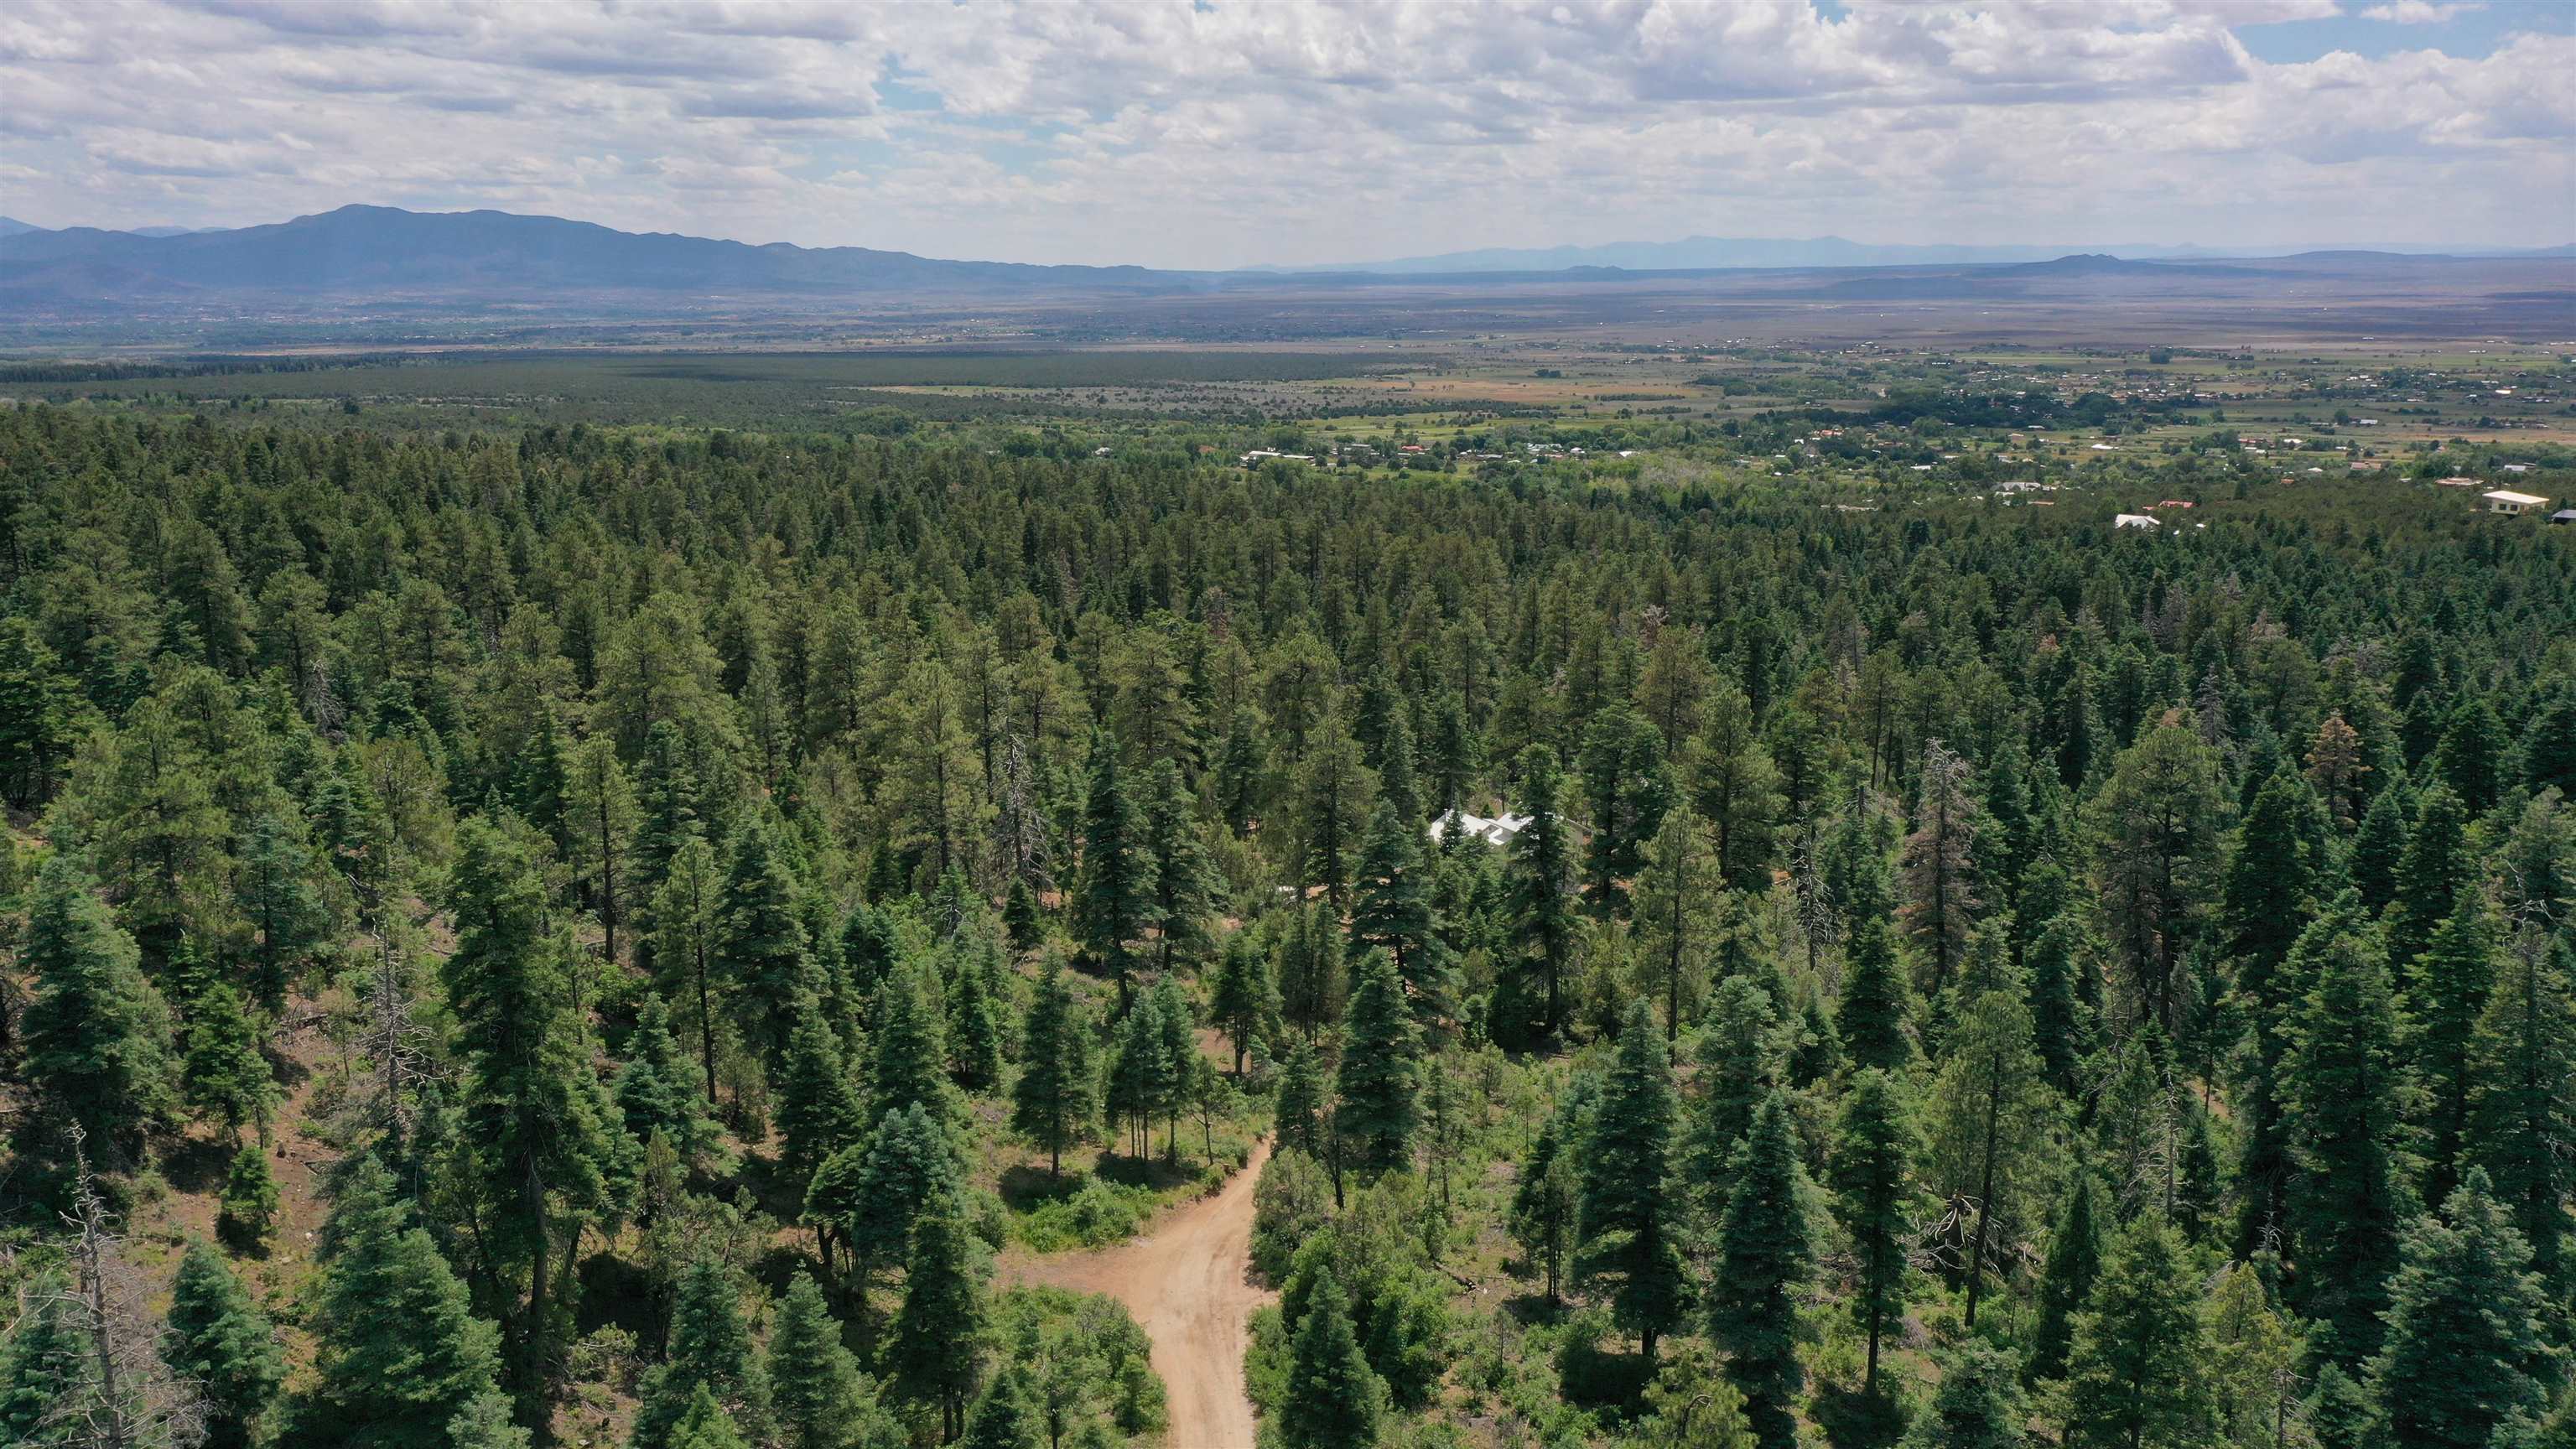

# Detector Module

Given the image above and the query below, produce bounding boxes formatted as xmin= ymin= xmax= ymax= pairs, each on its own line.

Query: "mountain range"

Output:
xmin=1 ymin=205 xmax=2565 ymax=315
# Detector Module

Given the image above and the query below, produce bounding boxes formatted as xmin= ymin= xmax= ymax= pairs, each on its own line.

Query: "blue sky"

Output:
xmin=2 ymin=1 xmax=2568 ymax=269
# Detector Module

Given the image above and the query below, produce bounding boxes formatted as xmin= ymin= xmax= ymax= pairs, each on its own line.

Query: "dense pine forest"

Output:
xmin=3 ymin=399 xmax=2573 ymax=1449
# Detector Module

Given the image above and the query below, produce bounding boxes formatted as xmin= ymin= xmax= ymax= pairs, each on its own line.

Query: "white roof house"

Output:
xmin=2114 ymin=513 xmax=2162 ymax=530
xmin=2483 ymin=490 xmax=2548 ymax=515
xmin=1430 ymin=809 xmax=1534 ymax=848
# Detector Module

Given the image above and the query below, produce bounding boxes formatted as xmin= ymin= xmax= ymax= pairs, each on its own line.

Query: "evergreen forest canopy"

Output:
xmin=0 ymin=396 xmax=2573 ymax=1449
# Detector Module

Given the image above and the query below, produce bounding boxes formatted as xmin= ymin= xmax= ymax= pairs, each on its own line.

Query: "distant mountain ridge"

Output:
xmin=1283 ymin=234 xmax=2571 ymax=273
xmin=2 ymin=204 xmax=2565 ymax=315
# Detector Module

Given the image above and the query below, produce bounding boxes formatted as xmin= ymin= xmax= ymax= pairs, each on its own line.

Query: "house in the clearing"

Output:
xmin=2114 ymin=513 xmax=2161 ymax=530
xmin=1428 ymin=808 xmax=1534 ymax=849
xmin=2483 ymin=490 xmax=2548 ymax=516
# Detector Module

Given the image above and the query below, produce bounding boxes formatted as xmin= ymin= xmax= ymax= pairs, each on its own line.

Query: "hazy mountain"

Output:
xmin=1287 ymin=234 xmax=2568 ymax=273
xmin=0 ymin=217 xmax=39 ymax=239
xmin=0 ymin=204 xmax=1196 ymax=304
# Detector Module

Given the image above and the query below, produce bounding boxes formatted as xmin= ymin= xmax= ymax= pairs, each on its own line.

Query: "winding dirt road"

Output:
xmin=1004 ymin=1137 xmax=1275 ymax=1449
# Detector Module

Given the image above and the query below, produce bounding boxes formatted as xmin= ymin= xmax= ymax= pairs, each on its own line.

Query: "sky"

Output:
xmin=1 ymin=0 xmax=2569 ymax=270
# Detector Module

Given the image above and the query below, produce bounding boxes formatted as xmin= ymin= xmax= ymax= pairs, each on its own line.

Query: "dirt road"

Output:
xmin=1004 ymin=1137 xmax=1275 ymax=1449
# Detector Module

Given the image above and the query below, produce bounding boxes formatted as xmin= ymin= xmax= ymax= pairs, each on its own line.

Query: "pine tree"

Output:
xmin=1633 ymin=804 xmax=1719 ymax=1043
xmin=1106 ymin=989 xmax=1167 ymax=1160
xmin=1709 ymin=1092 xmax=1816 ymax=1449
xmin=946 ymin=937 xmax=1008 ymax=1090
xmin=1577 ymin=999 xmax=1689 ymax=1359
xmin=961 ymin=1363 xmax=1043 ymax=1449
xmin=566 ymin=730 xmax=641 ymax=965
xmin=636 ymin=1255 xmax=771 ymax=1449
xmin=2280 ymin=892 xmax=2415 ymax=1363
xmin=0 ymin=615 xmax=78 ymax=809
xmin=1073 ymin=731 xmax=1159 ymax=1007
xmin=289 ymin=1157 xmax=513 ymax=1449
xmin=2467 ymin=933 xmax=2576 ymax=1308
xmin=1830 ymin=1065 xmax=1925 ymax=1395
xmin=1208 ymin=930 xmax=1280 ymax=1075
xmin=217 ymin=1140 xmax=281 ymax=1251
xmin=714 ymin=813 xmax=811 ymax=1072
xmin=1510 ymin=1113 xmax=1580 ymax=1307
xmin=2062 ymin=1216 xmax=2215 ymax=1449
xmin=1503 ymin=744 xmax=1580 ymax=1045
xmin=1924 ymin=962 xmax=2056 ymax=1329
xmin=2087 ymin=722 xmax=2226 ymax=1034
xmin=1278 ymin=901 xmax=1348 ymax=1036
xmin=1279 ymin=1268 xmax=1386 ymax=1449
xmin=1837 ymin=910 xmax=1917 ymax=1074
xmin=2366 ymin=1171 xmax=2550 ymax=1449
xmin=163 ymin=1239 xmax=285 ymax=1449
xmin=769 ymin=1271 xmax=893 ymax=1449
xmin=1295 ymin=709 xmax=1372 ymax=910
xmin=2026 ymin=1172 xmax=2106 ymax=1384
xmin=1334 ymin=948 xmax=1421 ymax=1173
xmin=1010 ymin=956 xmax=1096 ymax=1178
xmin=1351 ymin=797 xmax=1457 ymax=1037
xmin=1150 ymin=974 xmax=1198 ymax=1159
xmin=441 ymin=818 xmax=625 ymax=1389
xmin=18 ymin=853 xmax=175 ymax=1178
xmin=2023 ymin=911 xmax=2092 ymax=1099
xmin=1690 ymin=683 xmax=1784 ymax=891
xmin=652 ymin=828 xmax=726 ymax=1104
xmin=1901 ymin=1341 xmax=2026 ymax=1449
xmin=1901 ymin=740 xmax=1986 ymax=1003
xmin=891 ymin=1187 xmax=989 ymax=1441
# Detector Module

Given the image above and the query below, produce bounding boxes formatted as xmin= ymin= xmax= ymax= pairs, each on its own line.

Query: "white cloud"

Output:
xmin=0 ymin=0 xmax=2563 ymax=264
xmin=2358 ymin=1 xmax=2483 ymax=23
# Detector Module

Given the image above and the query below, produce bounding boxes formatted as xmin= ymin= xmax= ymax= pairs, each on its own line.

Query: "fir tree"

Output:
xmin=2466 ymin=933 xmax=2576 ymax=1309
xmin=651 ymin=829 xmax=726 ymax=1104
xmin=2386 ymin=783 xmax=2472 ymax=974
xmin=217 ymin=1140 xmax=280 ymax=1252
xmin=2062 ymin=1216 xmax=2215 ymax=1449
xmin=1681 ymin=975 xmax=1787 ymax=1224
xmin=18 ymin=853 xmax=175 ymax=1176
xmin=1578 ymin=701 xmax=1672 ymax=914
xmin=233 ymin=808 xmax=329 ymax=1011
xmin=1351 ymin=797 xmax=1457 ymax=1037
xmin=1073 ymin=731 xmax=1160 ymax=1007
xmin=961 ymin=1363 xmax=1043 ymax=1449
xmin=769 ymin=1271 xmax=893 ymax=1449
xmin=2280 ymin=892 xmax=2415 ymax=1363
xmin=1149 ymin=974 xmax=1198 ymax=1159
xmin=1334 ymin=948 xmax=1422 ymax=1174
xmin=1274 ymin=1035 xmax=1329 ymax=1158
xmin=1208 ymin=930 xmax=1280 ymax=1075
xmin=636 ymin=1255 xmax=771 ymax=1449
xmin=1901 ymin=740 xmax=1987 ymax=1003
xmin=1010 ymin=955 xmax=1096 ymax=1179
xmin=2346 ymin=783 xmax=2411 ymax=913
xmin=2023 ymin=911 xmax=2092 ymax=1099
xmin=1503 ymin=744 xmax=1580 ymax=1044
xmin=441 ymin=818 xmax=625 ymax=1389
xmin=815 ymin=1103 xmax=963 ymax=1286
xmin=1924 ymin=962 xmax=2056 ymax=1329
xmin=891 ymin=1187 xmax=989 ymax=1441
xmin=180 ymin=979 xmax=279 ymax=1143
xmin=163 ymin=1239 xmax=286 ymax=1449
xmin=1709 ymin=1092 xmax=1816 ymax=1449
xmin=776 ymin=985 xmax=867 ymax=1183
xmin=289 ymin=1158 xmax=512 ymax=1449
xmin=2366 ymin=1171 xmax=2551 ymax=1449
xmin=566 ymin=731 xmax=641 ymax=965
xmin=2409 ymin=888 xmax=2501 ymax=1205
xmin=1142 ymin=757 xmax=1221 ymax=972
xmin=1837 ymin=911 xmax=1917 ymax=1074
xmin=616 ymin=992 xmax=724 ymax=1167
xmin=1830 ymin=1065 xmax=1925 ymax=1395
xmin=1690 ymin=683 xmax=1784 ymax=891
xmin=1509 ymin=1114 xmax=1580 ymax=1307
xmin=946 ymin=937 xmax=1008 ymax=1091
xmin=866 ymin=963 xmax=953 ymax=1125
xmin=667 ymin=1384 xmax=751 ymax=1449
xmin=2026 ymin=1172 xmax=2106 ymax=1384
xmin=1901 ymin=1341 xmax=2026 ymax=1449
xmin=714 ymin=814 xmax=811 ymax=1072
xmin=1633 ymin=804 xmax=1719 ymax=1042
xmin=1279 ymin=1269 xmax=1385 ymax=1449
xmin=1577 ymin=999 xmax=1689 ymax=1359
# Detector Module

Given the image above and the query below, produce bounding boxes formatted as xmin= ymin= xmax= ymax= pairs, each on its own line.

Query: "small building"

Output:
xmin=2114 ymin=513 xmax=2161 ymax=530
xmin=2437 ymin=476 xmax=2483 ymax=488
xmin=1429 ymin=809 xmax=1534 ymax=848
xmin=2483 ymin=490 xmax=2548 ymax=516
xmin=2550 ymin=509 xmax=2576 ymax=525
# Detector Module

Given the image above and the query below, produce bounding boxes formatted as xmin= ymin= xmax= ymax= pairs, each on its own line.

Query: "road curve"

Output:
xmin=1003 ymin=1136 xmax=1276 ymax=1449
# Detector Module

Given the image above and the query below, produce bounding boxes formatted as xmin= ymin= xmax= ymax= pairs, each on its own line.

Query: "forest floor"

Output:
xmin=1002 ymin=1135 xmax=1275 ymax=1449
